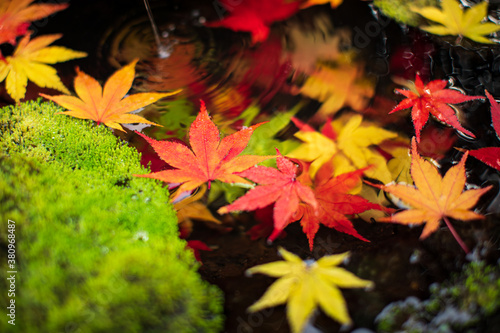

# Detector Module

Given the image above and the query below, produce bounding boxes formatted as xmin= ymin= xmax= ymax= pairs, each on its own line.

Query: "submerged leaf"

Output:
xmin=205 ymin=0 xmax=301 ymax=44
xmin=295 ymin=60 xmax=375 ymax=119
xmin=300 ymin=0 xmax=344 ymax=9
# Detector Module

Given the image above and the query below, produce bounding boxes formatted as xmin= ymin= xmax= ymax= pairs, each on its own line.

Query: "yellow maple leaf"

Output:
xmin=411 ymin=0 xmax=500 ymax=44
xmin=0 ymin=34 xmax=87 ymax=102
xmin=41 ymin=59 xmax=180 ymax=132
xmin=300 ymin=0 xmax=344 ymax=9
xmin=288 ymin=114 xmax=398 ymax=183
xmin=175 ymin=185 xmax=222 ymax=227
xmin=377 ymin=137 xmax=492 ymax=245
xmin=247 ymin=247 xmax=373 ymax=333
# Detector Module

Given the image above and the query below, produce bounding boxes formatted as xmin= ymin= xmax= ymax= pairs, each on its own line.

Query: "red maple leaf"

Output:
xmin=206 ymin=0 xmax=301 ymax=44
xmin=185 ymin=240 xmax=212 ymax=264
xmin=217 ymin=151 xmax=318 ymax=236
xmin=272 ymin=164 xmax=389 ymax=250
xmin=135 ymin=101 xmax=273 ymax=199
xmin=390 ymin=74 xmax=483 ymax=142
xmin=469 ymin=90 xmax=500 ymax=172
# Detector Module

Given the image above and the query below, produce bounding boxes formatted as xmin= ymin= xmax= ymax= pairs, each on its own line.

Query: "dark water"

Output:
xmin=31 ymin=0 xmax=500 ymax=332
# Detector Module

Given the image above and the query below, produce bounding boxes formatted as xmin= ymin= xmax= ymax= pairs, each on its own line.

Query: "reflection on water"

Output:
xmin=100 ymin=1 xmax=381 ymax=127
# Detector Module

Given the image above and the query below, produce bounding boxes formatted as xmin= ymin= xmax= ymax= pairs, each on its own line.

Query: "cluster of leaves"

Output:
xmin=125 ymin=84 xmax=494 ymax=328
xmin=8 ymin=0 xmax=500 ymax=332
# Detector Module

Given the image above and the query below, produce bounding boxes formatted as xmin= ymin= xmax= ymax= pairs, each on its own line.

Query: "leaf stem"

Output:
xmin=442 ymin=216 xmax=469 ymax=254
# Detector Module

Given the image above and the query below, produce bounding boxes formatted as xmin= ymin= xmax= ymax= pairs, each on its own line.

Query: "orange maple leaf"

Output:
xmin=0 ymin=0 xmax=68 ymax=46
xmin=135 ymin=101 xmax=274 ymax=200
xmin=41 ymin=59 xmax=178 ymax=132
xmin=374 ymin=137 xmax=492 ymax=251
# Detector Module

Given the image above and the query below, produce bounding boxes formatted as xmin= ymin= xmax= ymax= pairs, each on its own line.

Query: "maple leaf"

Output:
xmin=0 ymin=0 xmax=68 ymax=46
xmin=390 ymin=74 xmax=483 ymax=143
xmin=40 ymin=59 xmax=177 ymax=131
xmin=294 ymin=59 xmax=375 ymax=119
xmin=0 ymin=34 xmax=86 ymax=102
xmin=469 ymin=147 xmax=500 ymax=172
xmin=217 ymin=151 xmax=318 ymax=236
xmin=206 ymin=0 xmax=301 ymax=44
xmin=374 ymin=138 xmax=492 ymax=252
xmin=286 ymin=166 xmax=388 ymax=250
xmin=300 ymin=0 xmax=344 ymax=9
xmin=247 ymin=247 xmax=373 ymax=333
xmin=287 ymin=114 xmax=398 ymax=183
xmin=411 ymin=0 xmax=500 ymax=44
xmin=185 ymin=240 xmax=212 ymax=264
xmin=286 ymin=17 xmax=351 ymax=75
xmin=135 ymin=102 xmax=273 ymax=200
xmin=469 ymin=90 xmax=500 ymax=172
xmin=175 ymin=185 xmax=222 ymax=229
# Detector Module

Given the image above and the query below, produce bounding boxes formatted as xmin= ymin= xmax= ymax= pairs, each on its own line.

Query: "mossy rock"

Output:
xmin=373 ymin=0 xmax=438 ymax=27
xmin=0 ymin=101 xmax=224 ymax=333
xmin=375 ymin=261 xmax=500 ymax=333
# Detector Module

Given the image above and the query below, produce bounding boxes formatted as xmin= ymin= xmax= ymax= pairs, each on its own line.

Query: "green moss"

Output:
xmin=373 ymin=0 xmax=438 ymax=27
xmin=375 ymin=260 xmax=500 ymax=332
xmin=0 ymin=101 xmax=224 ymax=333
xmin=463 ymin=261 xmax=500 ymax=315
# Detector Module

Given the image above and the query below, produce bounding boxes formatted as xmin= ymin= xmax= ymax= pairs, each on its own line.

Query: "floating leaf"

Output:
xmin=469 ymin=90 xmax=500 ymax=172
xmin=0 ymin=34 xmax=86 ymax=102
xmin=372 ymin=138 xmax=492 ymax=252
xmin=0 ymin=0 xmax=68 ymax=46
xmin=390 ymin=74 xmax=483 ymax=142
xmin=411 ymin=0 xmax=500 ymax=44
xmin=218 ymin=151 xmax=318 ymax=236
xmin=288 ymin=114 xmax=398 ymax=183
xmin=286 ymin=166 xmax=388 ymax=250
xmin=135 ymin=102 xmax=273 ymax=200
